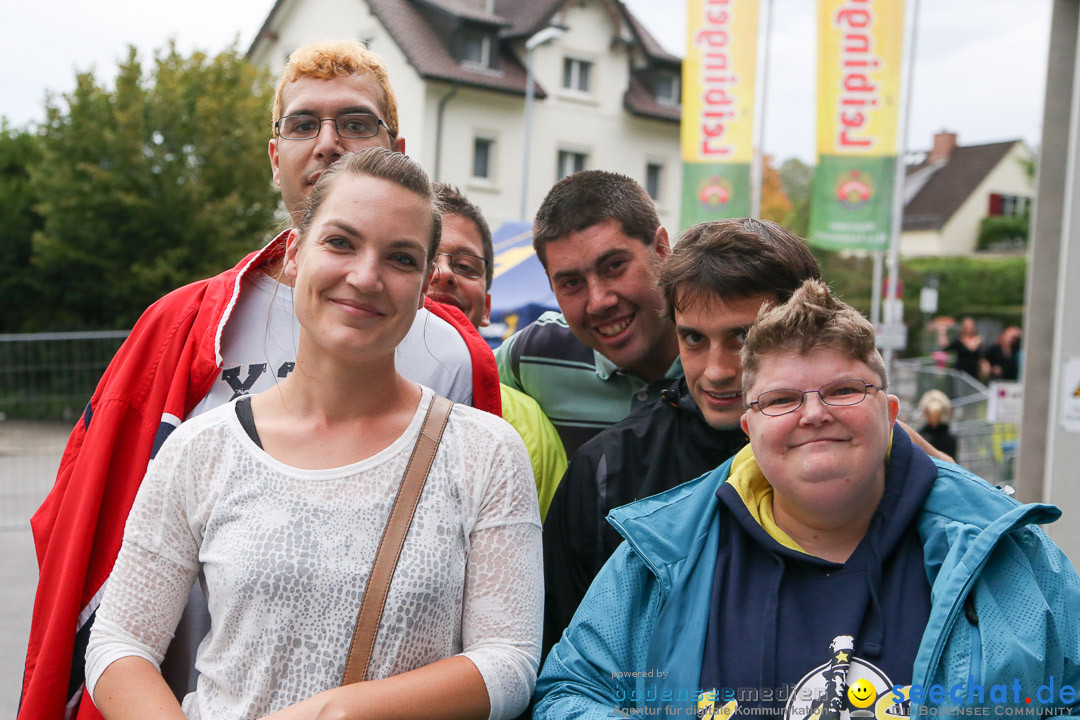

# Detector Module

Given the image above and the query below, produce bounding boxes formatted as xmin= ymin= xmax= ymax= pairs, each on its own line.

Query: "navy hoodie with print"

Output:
xmin=699 ymin=428 xmax=937 ymax=717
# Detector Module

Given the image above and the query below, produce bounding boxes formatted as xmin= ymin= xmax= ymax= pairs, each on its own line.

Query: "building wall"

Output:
xmin=248 ymin=0 xmax=682 ymax=232
xmin=422 ymin=83 xmax=525 ymax=225
xmin=938 ymin=143 xmax=1034 ymax=255
xmin=898 ymin=229 xmax=944 ymax=257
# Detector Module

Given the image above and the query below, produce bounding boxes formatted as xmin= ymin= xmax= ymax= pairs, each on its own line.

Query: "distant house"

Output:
xmin=901 ymin=131 xmax=1034 ymax=256
xmin=247 ymin=0 xmax=683 ymax=230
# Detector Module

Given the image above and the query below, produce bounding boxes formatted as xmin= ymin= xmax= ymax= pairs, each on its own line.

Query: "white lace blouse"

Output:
xmin=85 ymin=388 xmax=543 ymax=720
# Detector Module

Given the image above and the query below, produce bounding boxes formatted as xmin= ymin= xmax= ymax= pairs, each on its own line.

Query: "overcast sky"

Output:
xmin=1 ymin=0 xmax=1052 ymax=163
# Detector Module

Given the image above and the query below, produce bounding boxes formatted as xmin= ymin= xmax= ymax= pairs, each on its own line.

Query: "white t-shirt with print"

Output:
xmin=189 ymin=272 xmax=473 ymax=418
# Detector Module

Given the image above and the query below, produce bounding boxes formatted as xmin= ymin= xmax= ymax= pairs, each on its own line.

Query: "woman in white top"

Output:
xmin=85 ymin=148 xmax=542 ymax=720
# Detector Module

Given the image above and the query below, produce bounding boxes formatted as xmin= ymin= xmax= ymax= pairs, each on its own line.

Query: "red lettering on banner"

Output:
xmin=842 ymin=96 xmax=879 ymax=108
xmin=841 ymin=111 xmax=866 ymax=128
xmin=703 ymin=121 xmax=730 ymax=138
xmin=701 ymin=139 xmax=734 ymax=157
xmin=705 ymin=9 xmax=729 ymax=25
xmin=695 ymin=0 xmax=738 ymax=159
xmin=704 ymin=86 xmax=736 ymax=107
xmin=833 ymin=0 xmax=882 ymax=151
xmin=839 ymin=130 xmax=872 ymax=147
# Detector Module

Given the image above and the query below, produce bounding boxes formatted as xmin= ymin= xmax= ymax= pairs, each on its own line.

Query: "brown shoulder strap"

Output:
xmin=340 ymin=393 xmax=455 ymax=685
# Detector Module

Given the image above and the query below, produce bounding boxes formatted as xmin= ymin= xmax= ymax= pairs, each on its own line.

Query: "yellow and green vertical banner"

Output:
xmin=810 ymin=0 xmax=906 ymax=250
xmin=681 ymin=0 xmax=760 ymax=228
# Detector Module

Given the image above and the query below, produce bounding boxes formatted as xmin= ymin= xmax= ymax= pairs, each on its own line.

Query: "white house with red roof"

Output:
xmin=901 ymin=131 xmax=1034 ymax=256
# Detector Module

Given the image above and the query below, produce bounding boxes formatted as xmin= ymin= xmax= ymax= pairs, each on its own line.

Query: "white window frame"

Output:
xmin=460 ymin=29 xmax=491 ymax=69
xmin=472 ymin=134 xmax=496 ymax=183
xmin=645 ymin=161 xmax=665 ymax=204
xmin=654 ymin=73 xmax=680 ymax=106
xmin=561 ymin=55 xmax=594 ymax=95
xmin=557 ymin=148 xmax=589 ymax=181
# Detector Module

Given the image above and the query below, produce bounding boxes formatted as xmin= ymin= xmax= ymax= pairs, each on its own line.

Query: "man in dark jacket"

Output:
xmin=542 ymin=219 xmax=822 ymax=652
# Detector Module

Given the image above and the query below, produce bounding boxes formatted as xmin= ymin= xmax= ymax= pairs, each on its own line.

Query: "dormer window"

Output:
xmin=655 ymin=73 xmax=679 ymax=106
xmin=459 ymin=27 xmax=491 ymax=68
xmin=562 ymin=57 xmax=593 ymax=93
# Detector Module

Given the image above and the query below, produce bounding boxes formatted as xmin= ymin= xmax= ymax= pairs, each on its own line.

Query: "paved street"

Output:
xmin=2 ymin=527 xmax=39 ymax=718
xmin=1 ymin=420 xmax=68 ymax=718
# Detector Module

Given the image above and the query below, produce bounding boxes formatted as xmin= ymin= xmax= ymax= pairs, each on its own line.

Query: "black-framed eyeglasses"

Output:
xmin=434 ymin=252 xmax=489 ymax=281
xmin=747 ymin=379 xmax=885 ymax=417
xmin=274 ymin=113 xmax=389 ymax=140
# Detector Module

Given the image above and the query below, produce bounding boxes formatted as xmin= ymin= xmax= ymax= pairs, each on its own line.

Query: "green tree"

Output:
xmin=778 ymin=157 xmax=813 ymax=237
xmin=759 ymin=154 xmax=793 ymax=225
xmin=0 ymin=121 xmax=44 ymax=332
xmin=31 ymin=43 xmax=280 ymax=330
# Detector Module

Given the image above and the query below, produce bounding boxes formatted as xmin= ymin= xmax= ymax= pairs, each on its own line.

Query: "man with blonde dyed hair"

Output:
xmin=271 ymin=40 xmax=400 ymax=138
xmin=20 ymin=39 xmax=499 ymax=720
xmin=269 ymin=40 xmax=404 ymax=219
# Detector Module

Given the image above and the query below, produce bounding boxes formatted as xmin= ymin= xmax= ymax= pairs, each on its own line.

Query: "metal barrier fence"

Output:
xmin=892 ymin=357 xmax=1017 ymax=489
xmin=0 ymin=331 xmax=129 ymax=530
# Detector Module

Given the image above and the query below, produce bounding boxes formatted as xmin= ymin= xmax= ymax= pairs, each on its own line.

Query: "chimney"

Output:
xmin=927 ymin=131 xmax=958 ymax=164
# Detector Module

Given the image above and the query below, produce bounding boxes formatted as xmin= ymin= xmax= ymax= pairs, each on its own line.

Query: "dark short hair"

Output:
xmin=659 ymin=218 xmax=821 ymax=320
xmin=433 ymin=183 xmax=494 ymax=289
xmin=532 ymin=170 xmax=660 ymax=267
xmin=298 ymin=148 xmax=440 ymax=265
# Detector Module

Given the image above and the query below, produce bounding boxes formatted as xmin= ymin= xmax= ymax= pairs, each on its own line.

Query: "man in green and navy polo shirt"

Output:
xmin=495 ymin=171 xmax=681 ymax=457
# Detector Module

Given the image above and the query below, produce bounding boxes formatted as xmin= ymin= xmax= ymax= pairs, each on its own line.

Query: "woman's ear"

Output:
xmin=418 ymin=264 xmax=434 ymax=309
xmin=283 ymin=230 xmax=301 ymax=281
xmin=887 ymin=394 xmax=900 ymax=426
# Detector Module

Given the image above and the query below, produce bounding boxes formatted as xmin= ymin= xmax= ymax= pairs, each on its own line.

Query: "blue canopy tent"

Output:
xmin=479 ymin=221 xmax=559 ymax=349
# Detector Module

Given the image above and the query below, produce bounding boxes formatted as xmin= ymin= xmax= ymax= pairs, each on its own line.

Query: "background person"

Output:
xmin=935 ymin=315 xmax=986 ymax=381
xmin=429 ymin=184 xmax=567 ymax=520
xmin=85 ymin=149 xmax=541 ymax=720
xmin=535 ymin=279 xmax=1080 ymax=718
xmin=21 ymin=40 xmax=501 ymax=720
xmin=986 ymin=325 xmax=1022 ymax=381
xmin=917 ymin=389 xmax=958 ymax=459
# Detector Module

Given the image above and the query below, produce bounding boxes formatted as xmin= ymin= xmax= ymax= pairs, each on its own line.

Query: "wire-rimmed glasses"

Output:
xmin=747 ymin=379 xmax=885 ymax=417
xmin=274 ymin=113 xmax=389 ymax=140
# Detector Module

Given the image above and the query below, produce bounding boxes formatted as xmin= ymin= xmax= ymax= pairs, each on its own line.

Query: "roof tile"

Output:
xmin=494 ymin=0 xmax=564 ymax=38
xmin=619 ymin=3 xmax=680 ymax=63
xmin=367 ymin=0 xmax=545 ymax=97
xmin=418 ymin=0 xmax=509 ymax=26
xmin=624 ymin=73 xmax=680 ymax=123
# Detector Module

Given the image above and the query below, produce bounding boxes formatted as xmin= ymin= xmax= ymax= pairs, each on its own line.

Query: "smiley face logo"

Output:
xmin=847 ymin=678 xmax=877 ymax=709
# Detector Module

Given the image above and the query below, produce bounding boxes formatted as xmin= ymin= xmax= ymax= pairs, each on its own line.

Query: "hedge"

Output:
xmin=812 ymin=249 xmax=1027 ymax=356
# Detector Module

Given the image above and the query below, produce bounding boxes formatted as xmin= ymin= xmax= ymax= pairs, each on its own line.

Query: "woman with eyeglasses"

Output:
xmin=535 ymin=279 xmax=1080 ymax=719
xmin=85 ymin=149 xmax=542 ymax=720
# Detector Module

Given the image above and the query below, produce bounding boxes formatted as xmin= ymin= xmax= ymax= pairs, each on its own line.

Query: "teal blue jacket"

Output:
xmin=535 ymin=445 xmax=1080 ymax=717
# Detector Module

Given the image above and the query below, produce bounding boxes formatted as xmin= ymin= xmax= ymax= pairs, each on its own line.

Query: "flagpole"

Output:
xmin=871 ymin=252 xmax=884 ymax=326
xmin=882 ymin=0 xmax=921 ymax=369
xmin=749 ymin=0 xmax=773 ymax=220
